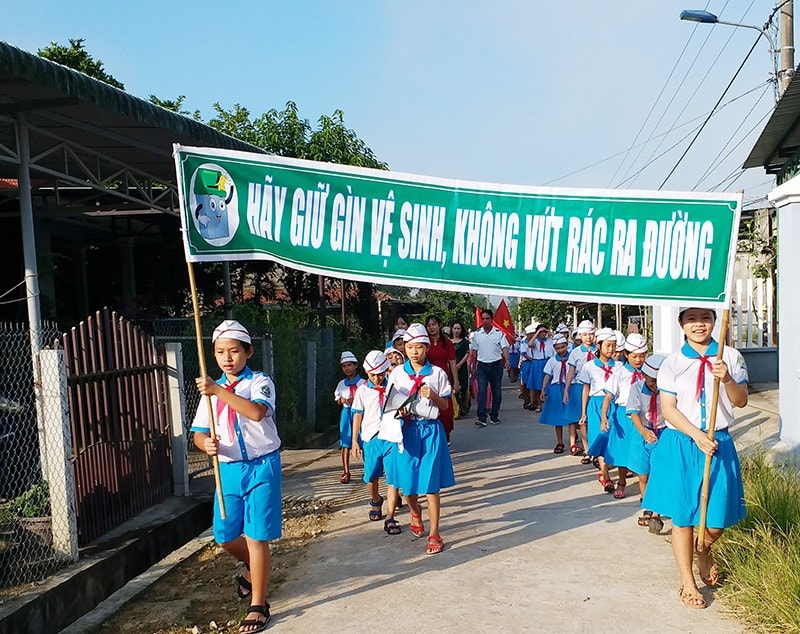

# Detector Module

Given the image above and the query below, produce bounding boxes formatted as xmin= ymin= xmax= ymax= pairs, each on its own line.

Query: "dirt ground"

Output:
xmin=93 ymin=499 xmax=334 ymax=634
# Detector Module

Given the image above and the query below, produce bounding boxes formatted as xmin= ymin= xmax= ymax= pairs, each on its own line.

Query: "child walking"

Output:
xmin=563 ymin=320 xmax=597 ymax=461
xmin=351 ymin=350 xmax=402 ymax=533
xmin=387 ymin=323 xmax=456 ymax=555
xmin=334 ymin=351 xmax=365 ymax=484
xmin=626 ymin=353 xmax=667 ymax=532
xmin=191 ymin=320 xmax=281 ymax=633
xmin=526 ymin=324 xmax=552 ymax=412
xmin=578 ymin=328 xmax=622 ymax=494
xmin=643 ymin=307 xmax=748 ymax=609
xmin=539 ymin=334 xmax=573 ymax=453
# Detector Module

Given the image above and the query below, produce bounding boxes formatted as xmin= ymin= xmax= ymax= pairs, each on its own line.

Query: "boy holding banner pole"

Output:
xmin=643 ymin=307 xmax=747 ymax=609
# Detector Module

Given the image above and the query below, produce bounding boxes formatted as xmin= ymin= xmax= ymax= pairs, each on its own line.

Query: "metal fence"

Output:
xmin=0 ymin=320 xmax=65 ymax=591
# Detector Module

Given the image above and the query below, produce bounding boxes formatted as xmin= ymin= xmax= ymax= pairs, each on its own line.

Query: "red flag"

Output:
xmin=475 ymin=305 xmax=483 ymax=329
xmin=493 ymin=299 xmax=516 ymax=344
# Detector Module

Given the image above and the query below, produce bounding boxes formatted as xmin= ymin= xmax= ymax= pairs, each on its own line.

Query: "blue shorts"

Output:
xmin=362 ymin=436 xmax=395 ymax=485
xmin=214 ymin=451 xmax=282 ymax=543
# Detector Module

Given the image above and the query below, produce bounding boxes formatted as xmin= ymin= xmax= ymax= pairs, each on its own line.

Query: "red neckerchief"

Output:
xmin=601 ymin=364 xmax=613 ymax=381
xmin=539 ymin=339 xmax=545 ymax=352
xmin=215 ymin=378 xmax=243 ymax=440
xmin=631 ymin=370 xmax=644 ymax=384
xmin=648 ymin=390 xmax=659 ymax=430
xmin=586 ymin=349 xmax=595 ymax=362
xmin=695 ymin=355 xmax=713 ymax=401
xmin=409 ymin=373 xmax=426 ymax=395
xmin=371 ymin=384 xmax=386 ymax=408
xmin=559 ymin=359 xmax=567 ymax=383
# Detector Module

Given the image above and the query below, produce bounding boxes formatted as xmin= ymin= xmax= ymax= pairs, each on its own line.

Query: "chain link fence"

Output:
xmin=0 ymin=321 xmax=73 ymax=592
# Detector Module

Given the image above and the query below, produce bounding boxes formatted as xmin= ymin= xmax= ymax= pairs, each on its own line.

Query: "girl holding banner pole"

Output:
xmin=643 ymin=307 xmax=748 ymax=609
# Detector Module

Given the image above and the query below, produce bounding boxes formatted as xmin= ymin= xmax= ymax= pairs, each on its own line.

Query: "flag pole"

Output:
xmin=696 ymin=309 xmax=729 ymax=551
xmin=187 ymin=261 xmax=227 ymax=519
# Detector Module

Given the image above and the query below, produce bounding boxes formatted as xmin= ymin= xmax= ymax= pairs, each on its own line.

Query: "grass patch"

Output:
xmin=714 ymin=452 xmax=800 ymax=633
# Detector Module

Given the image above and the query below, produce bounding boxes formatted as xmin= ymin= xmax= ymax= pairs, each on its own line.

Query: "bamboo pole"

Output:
xmin=187 ymin=262 xmax=226 ymax=519
xmin=696 ymin=309 xmax=729 ymax=551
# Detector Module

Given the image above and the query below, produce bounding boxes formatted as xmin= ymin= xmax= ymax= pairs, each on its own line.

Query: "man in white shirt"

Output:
xmin=470 ymin=308 xmax=510 ymax=427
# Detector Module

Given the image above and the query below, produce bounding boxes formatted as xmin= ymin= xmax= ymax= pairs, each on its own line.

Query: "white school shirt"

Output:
xmin=531 ymin=336 xmax=554 ymax=360
xmin=386 ymin=360 xmax=452 ymax=421
xmin=608 ymin=362 xmax=645 ymax=407
xmin=351 ymin=379 xmax=387 ymax=442
xmin=470 ymin=326 xmax=508 ymax=363
xmin=657 ymin=340 xmax=748 ymax=432
xmin=626 ymin=382 xmax=665 ymax=430
xmin=334 ymin=375 xmax=366 ymax=408
xmin=190 ymin=366 xmax=280 ymax=462
xmin=567 ymin=344 xmax=597 ymax=384
xmin=543 ymin=354 xmax=570 ymax=385
xmin=577 ymin=358 xmax=619 ymax=397
xmin=519 ymin=338 xmax=535 ymax=363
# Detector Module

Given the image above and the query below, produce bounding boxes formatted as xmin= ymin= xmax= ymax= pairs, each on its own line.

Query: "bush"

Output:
xmin=714 ymin=453 xmax=800 ymax=633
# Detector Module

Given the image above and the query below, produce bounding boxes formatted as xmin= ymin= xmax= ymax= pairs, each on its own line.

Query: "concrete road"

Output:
xmin=269 ymin=381 xmax=767 ymax=633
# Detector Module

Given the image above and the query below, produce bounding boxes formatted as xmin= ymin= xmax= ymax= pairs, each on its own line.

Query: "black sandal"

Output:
xmin=236 ymin=562 xmax=251 ymax=599
xmin=384 ymin=518 xmax=402 ymax=535
xmin=240 ymin=604 xmax=270 ymax=633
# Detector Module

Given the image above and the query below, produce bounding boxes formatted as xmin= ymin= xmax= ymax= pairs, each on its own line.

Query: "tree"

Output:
xmin=516 ymin=298 xmax=570 ymax=329
xmin=148 ymin=94 xmax=201 ymax=120
xmin=37 ymin=39 xmax=125 ymax=89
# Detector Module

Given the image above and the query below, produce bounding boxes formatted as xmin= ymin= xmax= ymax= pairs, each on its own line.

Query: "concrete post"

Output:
xmin=39 ymin=349 xmax=79 ymax=562
xmin=306 ymin=340 xmax=317 ymax=429
xmin=769 ymin=177 xmax=800 ymax=450
xmin=165 ymin=343 xmax=190 ymax=496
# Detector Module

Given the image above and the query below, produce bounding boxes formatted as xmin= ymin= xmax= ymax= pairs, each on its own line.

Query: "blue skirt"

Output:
xmin=525 ymin=358 xmax=547 ymax=390
xmin=393 ymin=419 xmax=455 ymax=495
xmin=362 ymin=436 xmax=395 ymax=485
xmin=642 ymin=429 xmax=745 ymax=529
xmin=564 ymin=382 xmax=584 ymax=422
xmin=606 ymin=406 xmax=633 ymax=468
xmin=626 ymin=426 xmax=661 ymax=476
xmin=519 ymin=360 xmax=532 ymax=385
xmin=539 ymin=383 xmax=569 ymax=426
xmin=508 ymin=351 xmax=520 ymax=368
xmin=585 ymin=396 xmax=627 ymax=466
xmin=339 ymin=407 xmax=354 ymax=448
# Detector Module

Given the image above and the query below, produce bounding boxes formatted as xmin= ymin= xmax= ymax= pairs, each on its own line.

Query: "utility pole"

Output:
xmin=779 ymin=0 xmax=795 ymax=95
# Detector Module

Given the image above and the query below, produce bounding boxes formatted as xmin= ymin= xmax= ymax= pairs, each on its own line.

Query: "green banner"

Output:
xmin=174 ymin=145 xmax=742 ymax=308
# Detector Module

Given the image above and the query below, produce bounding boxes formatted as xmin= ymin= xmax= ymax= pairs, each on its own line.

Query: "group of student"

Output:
xmin=187 ymin=304 xmax=749 ymax=632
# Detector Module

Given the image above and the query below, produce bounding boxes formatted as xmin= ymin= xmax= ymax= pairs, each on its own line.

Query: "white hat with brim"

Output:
xmin=524 ymin=324 xmax=537 ymax=335
xmin=384 ymin=346 xmax=405 ymax=360
xmin=614 ymin=330 xmax=626 ymax=347
xmin=392 ymin=329 xmax=407 ymax=341
xmin=642 ymin=353 xmax=667 ymax=378
xmin=403 ymin=323 xmax=430 ymax=345
xmin=577 ymin=320 xmax=595 ymax=334
xmin=556 ymin=323 xmax=569 ymax=333
xmin=340 ymin=351 xmax=358 ymax=364
xmin=624 ymin=333 xmax=648 ymax=354
xmin=595 ymin=327 xmax=616 ymax=342
xmin=212 ymin=320 xmax=251 ymax=345
xmin=363 ymin=350 xmax=390 ymax=374
xmin=553 ymin=334 xmax=568 ymax=346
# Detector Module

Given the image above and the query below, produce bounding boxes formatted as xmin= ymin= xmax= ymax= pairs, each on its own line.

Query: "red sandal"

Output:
xmin=426 ymin=535 xmax=444 ymax=555
xmin=339 ymin=471 xmax=351 ymax=484
xmin=409 ymin=511 xmax=425 ymax=537
xmin=569 ymin=444 xmax=584 ymax=456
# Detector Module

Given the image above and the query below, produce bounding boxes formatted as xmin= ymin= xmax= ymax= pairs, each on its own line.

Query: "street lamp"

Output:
xmin=680 ymin=9 xmax=780 ymax=100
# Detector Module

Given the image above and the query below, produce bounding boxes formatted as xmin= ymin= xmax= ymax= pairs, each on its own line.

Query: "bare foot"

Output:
xmin=679 ymin=585 xmax=707 ymax=609
xmin=696 ymin=543 xmax=720 ymax=587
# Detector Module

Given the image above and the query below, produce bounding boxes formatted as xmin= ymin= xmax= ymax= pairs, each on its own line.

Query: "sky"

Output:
xmin=4 ymin=1 xmax=785 ymax=209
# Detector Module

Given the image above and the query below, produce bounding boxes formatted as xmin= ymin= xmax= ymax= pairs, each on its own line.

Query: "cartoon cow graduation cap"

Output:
xmin=194 ymin=167 xmax=234 ymax=240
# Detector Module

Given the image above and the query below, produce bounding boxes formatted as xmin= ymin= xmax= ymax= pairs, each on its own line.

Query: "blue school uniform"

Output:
xmin=625 ymin=382 xmax=664 ymax=476
xmin=579 ymin=358 xmax=624 ymax=464
xmin=539 ymin=354 xmax=570 ymax=427
xmin=387 ymin=360 xmax=455 ymax=495
xmin=642 ymin=341 xmax=748 ymax=528
xmin=351 ymin=378 xmax=396 ymax=484
xmin=526 ymin=337 xmax=553 ymax=390
xmin=334 ymin=375 xmax=366 ymax=448
xmin=564 ymin=344 xmax=596 ymax=421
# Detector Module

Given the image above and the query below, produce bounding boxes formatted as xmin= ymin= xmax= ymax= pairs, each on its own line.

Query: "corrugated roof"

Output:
xmin=0 ymin=40 xmax=265 ymax=182
xmin=744 ymin=65 xmax=800 ymax=172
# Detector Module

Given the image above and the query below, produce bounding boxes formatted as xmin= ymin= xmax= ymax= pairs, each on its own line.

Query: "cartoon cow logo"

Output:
xmin=189 ymin=164 xmax=239 ymax=246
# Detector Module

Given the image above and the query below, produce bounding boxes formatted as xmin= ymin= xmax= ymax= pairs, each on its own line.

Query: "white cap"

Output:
xmin=556 ymin=323 xmax=569 ymax=333
xmin=392 ymin=328 xmax=407 ymax=341
xmin=577 ymin=320 xmax=595 ymax=334
xmin=572 ymin=331 xmax=581 ymax=340
xmin=642 ymin=353 xmax=667 ymax=378
xmin=524 ymin=324 xmax=537 ymax=335
xmin=363 ymin=350 xmax=390 ymax=374
xmin=340 ymin=351 xmax=358 ymax=364
xmin=614 ymin=330 xmax=626 ymax=348
xmin=403 ymin=323 xmax=430 ymax=345
xmin=212 ymin=320 xmax=251 ymax=345
xmin=595 ymin=327 xmax=615 ymax=342
xmin=678 ymin=306 xmax=717 ymax=319
xmin=624 ymin=333 xmax=648 ymax=354
xmin=553 ymin=334 xmax=567 ymax=346
xmin=384 ymin=346 xmax=405 ymax=360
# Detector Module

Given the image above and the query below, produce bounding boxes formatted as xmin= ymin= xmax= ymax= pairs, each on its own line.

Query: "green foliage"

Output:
xmin=148 ymin=94 xmax=202 ymax=120
xmin=37 ymin=38 xmax=125 ymax=89
xmin=3 ymin=481 xmax=51 ymax=519
xmin=415 ymin=289 xmax=485 ymax=330
xmin=516 ymin=298 xmax=569 ymax=329
xmin=714 ymin=453 xmax=800 ymax=633
xmin=738 ymin=217 xmax=777 ymax=280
